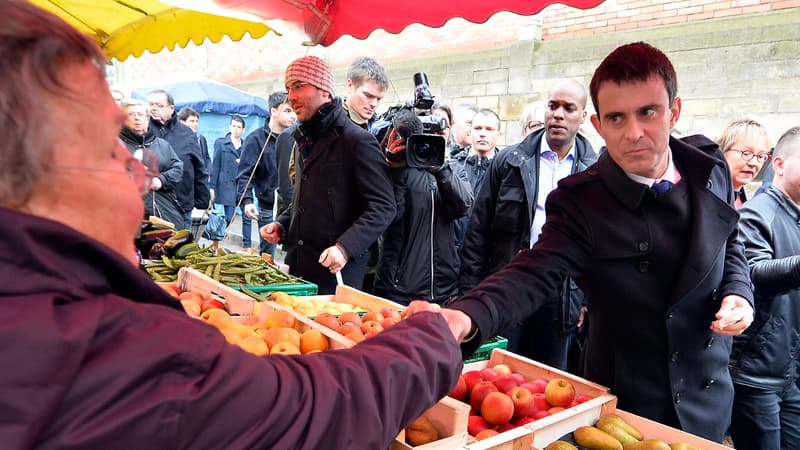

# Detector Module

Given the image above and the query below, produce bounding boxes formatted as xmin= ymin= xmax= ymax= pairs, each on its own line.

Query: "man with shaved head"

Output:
xmin=458 ymin=78 xmax=597 ymax=369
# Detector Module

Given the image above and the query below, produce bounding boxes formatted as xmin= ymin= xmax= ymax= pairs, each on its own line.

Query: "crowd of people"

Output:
xmin=3 ymin=1 xmax=799 ymax=449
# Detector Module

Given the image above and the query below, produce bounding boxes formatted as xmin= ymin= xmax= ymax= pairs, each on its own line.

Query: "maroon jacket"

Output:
xmin=0 ymin=208 xmax=462 ymax=449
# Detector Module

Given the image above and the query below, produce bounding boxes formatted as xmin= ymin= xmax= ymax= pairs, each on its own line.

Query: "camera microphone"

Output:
xmin=392 ymin=109 xmax=423 ymax=138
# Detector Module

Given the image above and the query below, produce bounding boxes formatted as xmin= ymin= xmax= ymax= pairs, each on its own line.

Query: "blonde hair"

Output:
xmin=715 ymin=117 xmax=770 ymax=153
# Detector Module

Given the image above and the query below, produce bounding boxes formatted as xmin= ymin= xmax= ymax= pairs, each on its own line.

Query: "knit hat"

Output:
xmin=285 ymin=56 xmax=336 ymax=97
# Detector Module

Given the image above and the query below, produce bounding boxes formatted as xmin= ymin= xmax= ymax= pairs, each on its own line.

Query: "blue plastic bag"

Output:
xmin=202 ymin=203 xmax=227 ymax=241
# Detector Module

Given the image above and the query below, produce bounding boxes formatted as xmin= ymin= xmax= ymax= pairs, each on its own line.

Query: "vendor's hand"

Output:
xmin=577 ymin=305 xmax=588 ymax=328
xmin=710 ymin=295 xmax=753 ymax=336
xmin=404 ymin=302 xmax=474 ymax=343
xmin=319 ymin=244 xmax=348 ymax=273
xmin=209 ymin=188 xmax=215 ymax=203
xmin=260 ymin=222 xmax=283 ymax=244
xmin=150 ymin=176 xmax=163 ymax=191
xmin=244 ymin=203 xmax=259 ymax=220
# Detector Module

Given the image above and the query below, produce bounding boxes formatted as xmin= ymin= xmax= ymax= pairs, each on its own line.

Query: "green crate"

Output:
xmin=464 ymin=336 xmax=508 ymax=363
xmin=235 ymin=281 xmax=318 ymax=300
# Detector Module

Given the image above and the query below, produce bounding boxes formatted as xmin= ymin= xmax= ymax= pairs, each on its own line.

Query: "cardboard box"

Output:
xmin=391 ymin=396 xmax=470 ymax=450
xmin=176 ymin=267 xmax=352 ymax=350
xmin=463 ymin=349 xmax=617 ymax=450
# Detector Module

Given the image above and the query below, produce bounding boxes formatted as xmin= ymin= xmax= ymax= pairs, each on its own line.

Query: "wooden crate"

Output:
xmin=463 ymin=349 xmax=617 ymax=450
xmin=610 ymin=409 xmax=730 ymax=450
xmin=391 ymin=396 xmax=470 ymax=450
xmin=293 ymin=284 xmax=406 ymax=313
xmin=176 ymin=267 xmax=352 ymax=350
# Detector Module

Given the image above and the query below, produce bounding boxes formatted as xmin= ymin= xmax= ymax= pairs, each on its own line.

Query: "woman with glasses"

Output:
xmin=716 ymin=117 xmax=772 ymax=208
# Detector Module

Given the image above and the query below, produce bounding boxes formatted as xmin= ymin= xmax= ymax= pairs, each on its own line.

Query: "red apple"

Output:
xmin=508 ymin=386 xmax=536 ymax=418
xmin=361 ymin=310 xmax=384 ymax=323
xmin=511 ymin=373 xmax=526 ymax=385
xmin=463 ymin=370 xmax=484 ymax=393
xmin=379 ymin=317 xmax=397 ymax=330
xmin=575 ymin=393 xmax=593 ymax=404
xmin=513 ymin=416 xmax=537 ymax=426
xmin=380 ymin=307 xmax=402 ymax=322
xmin=544 ymin=378 xmax=576 ymax=407
xmin=532 ymin=409 xmax=551 ymax=419
xmin=481 ymin=392 xmax=514 ymax=425
xmin=532 ymin=393 xmax=549 ymax=412
xmin=497 ymin=422 xmax=517 ymax=433
xmin=475 ymin=429 xmax=500 ymax=441
xmin=492 ymin=363 xmax=512 ymax=375
xmin=467 ymin=415 xmax=491 ymax=436
xmin=493 ymin=374 xmax=520 ymax=394
xmin=360 ymin=320 xmax=384 ymax=338
xmin=447 ymin=375 xmax=468 ymax=401
xmin=548 ymin=406 xmax=566 ymax=415
xmin=470 ymin=381 xmax=498 ymax=412
xmin=200 ymin=298 xmax=225 ymax=312
xmin=530 ymin=379 xmax=549 ymax=394
xmin=480 ymin=367 xmax=498 ymax=382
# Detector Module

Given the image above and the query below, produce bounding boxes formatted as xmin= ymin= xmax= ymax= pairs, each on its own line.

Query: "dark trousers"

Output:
xmin=223 ymin=206 xmax=253 ymax=248
xmin=504 ymin=299 xmax=571 ymax=370
xmin=730 ymin=379 xmax=800 ymax=450
xmin=256 ymin=205 xmax=275 ymax=256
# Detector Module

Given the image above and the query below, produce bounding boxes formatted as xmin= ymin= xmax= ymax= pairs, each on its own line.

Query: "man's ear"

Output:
xmin=669 ymin=97 xmax=682 ymax=129
xmin=590 ymin=114 xmax=601 ymax=134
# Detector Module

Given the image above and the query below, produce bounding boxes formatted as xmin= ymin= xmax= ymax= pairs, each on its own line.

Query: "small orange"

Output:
xmin=270 ymin=342 xmax=301 ymax=355
xmin=300 ymin=329 xmax=329 ymax=354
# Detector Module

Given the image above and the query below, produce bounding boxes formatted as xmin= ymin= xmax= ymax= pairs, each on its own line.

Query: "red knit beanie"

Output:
xmin=285 ymin=56 xmax=336 ymax=97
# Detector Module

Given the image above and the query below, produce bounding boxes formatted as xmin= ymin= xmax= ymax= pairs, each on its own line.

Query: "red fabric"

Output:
xmin=211 ymin=0 xmax=605 ymax=46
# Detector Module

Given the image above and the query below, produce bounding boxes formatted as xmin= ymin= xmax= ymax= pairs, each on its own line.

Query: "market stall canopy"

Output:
xmin=164 ymin=0 xmax=605 ymax=46
xmin=30 ymin=0 xmax=276 ymax=61
xmin=128 ymin=79 xmax=270 ymax=116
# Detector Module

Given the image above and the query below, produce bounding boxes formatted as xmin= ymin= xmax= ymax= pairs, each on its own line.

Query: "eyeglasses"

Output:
xmin=286 ymin=81 xmax=310 ymax=92
xmin=526 ymin=120 xmax=544 ymax=131
xmin=727 ymin=148 xmax=771 ymax=163
xmin=46 ymin=142 xmax=159 ymax=195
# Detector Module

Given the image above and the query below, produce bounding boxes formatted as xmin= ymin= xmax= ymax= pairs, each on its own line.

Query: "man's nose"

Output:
xmin=624 ymin=120 xmax=644 ymax=142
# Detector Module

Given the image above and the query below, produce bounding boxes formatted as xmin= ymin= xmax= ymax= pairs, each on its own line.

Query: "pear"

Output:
xmin=545 ymin=441 xmax=579 ymax=450
xmin=670 ymin=443 xmax=703 ymax=450
xmin=597 ymin=414 xmax=644 ymax=440
xmin=623 ymin=439 xmax=671 ymax=450
xmin=573 ymin=426 xmax=623 ymax=450
xmin=405 ymin=415 xmax=439 ymax=446
xmin=597 ymin=421 xmax=640 ymax=445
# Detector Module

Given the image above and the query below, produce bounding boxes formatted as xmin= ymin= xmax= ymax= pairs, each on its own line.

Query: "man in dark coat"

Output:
xmin=261 ymin=56 xmax=396 ymax=294
xmin=0 ymin=4 xmax=462 ymax=448
xmin=729 ymin=126 xmax=800 ymax=450
xmin=148 ymin=89 xmax=210 ymax=231
xmin=458 ymin=78 xmax=597 ymax=370
xmin=237 ymin=92 xmax=296 ymax=256
xmin=427 ymin=42 xmax=755 ymax=442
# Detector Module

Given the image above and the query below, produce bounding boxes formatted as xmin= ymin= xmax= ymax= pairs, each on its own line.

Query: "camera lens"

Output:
xmin=416 ymin=143 xmax=432 ymax=158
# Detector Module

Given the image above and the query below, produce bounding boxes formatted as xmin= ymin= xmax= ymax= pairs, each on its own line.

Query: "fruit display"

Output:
xmin=450 ymin=363 xmax=595 ymax=439
xmin=270 ymin=291 xmax=369 ymax=317
xmin=404 ymin=416 xmax=440 ymax=446
xmin=545 ymin=413 xmax=706 ymax=450
xmin=164 ymin=282 xmax=338 ymax=355
xmin=312 ymin=307 xmax=405 ymax=342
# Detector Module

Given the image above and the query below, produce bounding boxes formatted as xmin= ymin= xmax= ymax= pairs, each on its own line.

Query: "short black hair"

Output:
xmin=268 ymin=91 xmax=288 ymax=110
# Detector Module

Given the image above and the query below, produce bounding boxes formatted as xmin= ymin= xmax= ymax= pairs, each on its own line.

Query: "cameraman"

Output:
xmin=374 ymin=111 xmax=473 ymax=304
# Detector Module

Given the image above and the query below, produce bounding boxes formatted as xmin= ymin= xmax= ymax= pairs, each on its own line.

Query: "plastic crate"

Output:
xmin=464 ymin=336 xmax=508 ymax=363
xmin=236 ymin=281 xmax=318 ymax=299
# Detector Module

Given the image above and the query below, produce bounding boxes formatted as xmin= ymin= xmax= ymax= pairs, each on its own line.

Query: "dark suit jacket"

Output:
xmin=276 ymin=106 xmax=396 ymax=294
xmin=450 ymin=136 xmax=753 ymax=442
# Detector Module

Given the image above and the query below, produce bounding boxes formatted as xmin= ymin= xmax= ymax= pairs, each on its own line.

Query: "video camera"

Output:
xmin=373 ymin=72 xmax=447 ymax=170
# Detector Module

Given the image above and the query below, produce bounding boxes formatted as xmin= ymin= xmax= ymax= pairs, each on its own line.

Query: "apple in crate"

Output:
xmin=469 ymin=381 xmax=498 ymax=412
xmin=492 ymin=374 xmax=520 ymax=394
xmin=507 ymin=386 xmax=536 ymax=419
xmin=492 ymin=363 xmax=512 ymax=375
xmin=447 ymin=375 xmax=468 ymax=401
xmin=480 ymin=392 xmax=514 ymax=425
xmin=462 ymin=370 xmax=484 ymax=393
xmin=467 ymin=416 xmax=491 ymax=437
xmin=544 ymin=378 xmax=576 ymax=407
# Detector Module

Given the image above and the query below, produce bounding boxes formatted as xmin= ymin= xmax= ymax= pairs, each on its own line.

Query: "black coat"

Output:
xmin=276 ymin=104 xmax=396 ymax=294
xmin=374 ymin=162 xmax=472 ymax=304
xmin=210 ymin=134 xmax=241 ymax=206
xmin=236 ymin=122 xmax=279 ymax=209
xmin=731 ymin=186 xmax=800 ymax=390
xmin=149 ymin=115 xmax=210 ymax=212
xmin=449 ymin=136 xmax=753 ymax=441
xmin=119 ymin=126 xmax=184 ymax=227
xmin=276 ymin=123 xmax=298 ymax=215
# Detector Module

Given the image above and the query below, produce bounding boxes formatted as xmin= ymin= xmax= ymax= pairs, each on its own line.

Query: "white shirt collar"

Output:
xmin=625 ymin=147 xmax=682 ymax=186
xmin=540 ymin=136 xmax=576 ymax=161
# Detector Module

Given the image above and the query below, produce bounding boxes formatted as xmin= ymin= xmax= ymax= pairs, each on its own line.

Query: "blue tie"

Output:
xmin=651 ymin=180 xmax=672 ymax=196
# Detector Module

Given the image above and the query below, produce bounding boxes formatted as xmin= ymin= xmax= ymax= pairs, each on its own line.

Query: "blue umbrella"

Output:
xmin=131 ymin=79 xmax=269 ymax=117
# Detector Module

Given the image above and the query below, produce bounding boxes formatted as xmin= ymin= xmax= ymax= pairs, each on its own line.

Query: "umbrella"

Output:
xmin=129 ymin=79 xmax=270 ymax=116
xmin=30 ymin=0 xmax=276 ymax=61
xmin=165 ymin=0 xmax=605 ymax=46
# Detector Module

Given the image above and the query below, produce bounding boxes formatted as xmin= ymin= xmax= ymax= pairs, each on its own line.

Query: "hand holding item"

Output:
xmin=150 ymin=176 xmax=162 ymax=191
xmin=319 ymin=244 xmax=348 ymax=273
xmin=260 ymin=222 xmax=283 ymax=244
xmin=404 ymin=301 xmax=475 ymax=343
xmin=710 ymin=294 xmax=754 ymax=335
xmin=244 ymin=203 xmax=259 ymax=220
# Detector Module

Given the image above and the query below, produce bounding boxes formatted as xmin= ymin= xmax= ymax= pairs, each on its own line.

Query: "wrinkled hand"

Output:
xmin=150 ymin=176 xmax=163 ymax=191
xmin=404 ymin=301 xmax=474 ymax=343
xmin=260 ymin=222 xmax=283 ymax=244
xmin=244 ymin=204 xmax=259 ymax=220
xmin=710 ymin=295 xmax=753 ymax=335
xmin=319 ymin=244 xmax=348 ymax=273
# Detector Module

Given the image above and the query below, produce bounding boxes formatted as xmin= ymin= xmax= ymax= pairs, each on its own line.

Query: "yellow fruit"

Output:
xmin=262 ymin=309 xmax=296 ymax=329
xmin=300 ymin=329 xmax=329 ymax=354
xmin=237 ymin=335 xmax=269 ymax=355
xmin=622 ymin=440 xmax=671 ymax=450
xmin=270 ymin=341 xmax=301 ymax=355
xmin=405 ymin=416 xmax=439 ymax=446
xmin=597 ymin=414 xmax=644 ymax=441
xmin=180 ymin=299 xmax=201 ymax=317
xmin=573 ymin=426 xmax=622 ymax=450
xmin=200 ymin=308 xmax=232 ymax=329
xmin=219 ymin=328 xmax=242 ymax=345
xmin=262 ymin=327 xmax=301 ymax=350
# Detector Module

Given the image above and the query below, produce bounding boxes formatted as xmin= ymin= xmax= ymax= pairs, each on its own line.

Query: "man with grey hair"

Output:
xmin=0 ymin=4 xmax=461 ymax=448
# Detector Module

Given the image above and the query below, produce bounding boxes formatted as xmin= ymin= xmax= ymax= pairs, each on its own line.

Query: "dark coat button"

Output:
xmin=297 ymin=240 xmax=304 ymax=246
xmin=706 ymin=179 xmax=713 ymax=189
xmin=298 ymin=207 xmax=305 ymax=214
xmin=675 ymin=392 xmax=681 ymax=403
xmin=671 ymin=352 xmax=679 ymax=362
xmin=302 ymin=174 xmax=308 ymax=181
xmin=705 ymin=379 xmax=716 ymax=389
xmin=638 ymin=261 xmax=650 ymax=272
xmin=638 ymin=241 xmax=649 ymax=252
xmin=667 ymin=312 xmax=674 ymax=319
xmin=706 ymin=337 xmax=715 ymax=347
xmin=711 ymin=288 xmax=718 ymax=301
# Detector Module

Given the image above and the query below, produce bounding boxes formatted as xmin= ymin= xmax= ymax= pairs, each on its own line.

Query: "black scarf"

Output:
xmin=293 ymin=99 xmax=340 ymax=160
